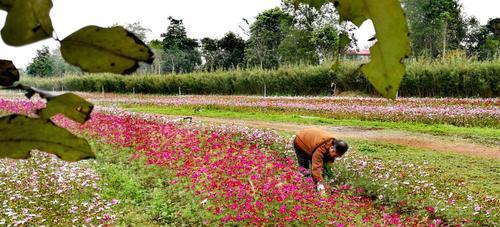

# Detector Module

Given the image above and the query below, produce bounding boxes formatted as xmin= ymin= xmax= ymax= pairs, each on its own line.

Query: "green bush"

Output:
xmin=20 ymin=59 xmax=500 ymax=98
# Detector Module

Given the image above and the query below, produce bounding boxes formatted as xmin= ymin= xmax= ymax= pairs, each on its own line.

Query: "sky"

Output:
xmin=0 ymin=0 xmax=498 ymax=69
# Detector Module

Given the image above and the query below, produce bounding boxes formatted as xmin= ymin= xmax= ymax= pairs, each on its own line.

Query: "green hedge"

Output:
xmin=20 ymin=60 xmax=500 ymax=98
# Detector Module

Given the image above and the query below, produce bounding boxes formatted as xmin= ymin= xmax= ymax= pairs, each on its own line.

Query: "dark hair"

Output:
xmin=333 ymin=140 xmax=348 ymax=155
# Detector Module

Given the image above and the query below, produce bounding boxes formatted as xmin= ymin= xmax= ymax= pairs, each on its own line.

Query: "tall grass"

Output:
xmin=20 ymin=59 xmax=499 ymax=97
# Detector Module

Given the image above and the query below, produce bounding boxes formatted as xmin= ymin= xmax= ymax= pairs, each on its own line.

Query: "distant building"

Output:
xmin=344 ymin=49 xmax=370 ymax=61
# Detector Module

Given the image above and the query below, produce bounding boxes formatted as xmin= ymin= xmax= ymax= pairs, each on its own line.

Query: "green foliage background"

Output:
xmin=21 ymin=60 xmax=500 ymax=98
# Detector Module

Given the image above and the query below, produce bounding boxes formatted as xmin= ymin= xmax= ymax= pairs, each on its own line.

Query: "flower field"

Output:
xmin=84 ymin=94 xmax=500 ymax=127
xmin=0 ymin=97 xmax=498 ymax=226
xmin=0 ymin=152 xmax=117 ymax=226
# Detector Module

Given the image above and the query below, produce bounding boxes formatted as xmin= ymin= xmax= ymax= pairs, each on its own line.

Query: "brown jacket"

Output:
xmin=294 ymin=128 xmax=336 ymax=183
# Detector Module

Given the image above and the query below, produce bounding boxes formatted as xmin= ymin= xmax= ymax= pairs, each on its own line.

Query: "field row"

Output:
xmin=85 ymin=94 xmax=500 ymax=127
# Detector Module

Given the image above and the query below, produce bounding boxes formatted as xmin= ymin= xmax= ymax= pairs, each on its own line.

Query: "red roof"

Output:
xmin=346 ymin=49 xmax=370 ymax=55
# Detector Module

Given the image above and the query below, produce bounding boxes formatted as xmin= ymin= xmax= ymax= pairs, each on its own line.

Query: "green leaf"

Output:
xmin=1 ymin=0 xmax=54 ymax=46
xmin=334 ymin=0 xmax=411 ymax=99
xmin=0 ymin=114 xmax=95 ymax=161
xmin=38 ymin=93 xmax=94 ymax=123
xmin=0 ymin=60 xmax=19 ymax=86
xmin=60 ymin=25 xmax=154 ymax=74
xmin=0 ymin=0 xmax=15 ymax=11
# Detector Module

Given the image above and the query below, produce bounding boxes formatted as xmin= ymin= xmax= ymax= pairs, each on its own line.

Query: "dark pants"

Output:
xmin=293 ymin=143 xmax=311 ymax=177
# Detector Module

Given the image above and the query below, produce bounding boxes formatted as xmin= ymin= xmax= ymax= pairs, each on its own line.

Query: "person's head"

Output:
xmin=328 ymin=139 xmax=348 ymax=158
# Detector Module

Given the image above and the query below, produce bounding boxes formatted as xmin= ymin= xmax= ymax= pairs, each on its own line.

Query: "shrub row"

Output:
xmin=20 ymin=60 xmax=499 ymax=98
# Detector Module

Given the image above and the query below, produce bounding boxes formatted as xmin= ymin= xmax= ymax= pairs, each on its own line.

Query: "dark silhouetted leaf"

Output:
xmin=38 ymin=93 xmax=94 ymax=123
xmin=0 ymin=60 xmax=19 ymax=86
xmin=1 ymin=0 xmax=54 ymax=46
xmin=0 ymin=114 xmax=95 ymax=161
xmin=60 ymin=25 xmax=154 ymax=74
xmin=0 ymin=0 xmax=15 ymax=11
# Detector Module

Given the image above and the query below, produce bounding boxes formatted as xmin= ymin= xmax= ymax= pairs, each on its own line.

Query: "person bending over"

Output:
xmin=293 ymin=128 xmax=348 ymax=193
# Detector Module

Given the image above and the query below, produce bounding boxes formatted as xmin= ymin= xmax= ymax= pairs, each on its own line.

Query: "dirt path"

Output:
xmin=175 ymin=115 xmax=500 ymax=160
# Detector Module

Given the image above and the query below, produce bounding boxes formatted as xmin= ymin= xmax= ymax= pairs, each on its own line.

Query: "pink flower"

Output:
xmin=340 ymin=184 xmax=351 ymax=190
xmin=279 ymin=205 xmax=287 ymax=214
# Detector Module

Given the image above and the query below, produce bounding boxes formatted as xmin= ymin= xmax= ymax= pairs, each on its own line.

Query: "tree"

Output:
xmin=283 ymin=2 xmax=355 ymax=62
xmin=486 ymin=18 xmax=500 ymax=38
xmin=281 ymin=2 xmax=348 ymax=64
xmin=402 ymin=0 xmax=466 ymax=57
xmin=26 ymin=46 xmax=55 ymax=77
xmin=200 ymin=32 xmax=245 ymax=71
xmin=200 ymin=37 xmax=219 ymax=71
xmin=161 ymin=17 xmax=201 ymax=74
xmin=313 ymin=25 xmax=339 ymax=62
xmin=464 ymin=17 xmax=500 ymax=59
xmin=483 ymin=18 xmax=500 ymax=59
xmin=27 ymin=46 xmax=81 ymax=77
xmin=112 ymin=21 xmax=151 ymax=42
xmin=217 ymin=32 xmax=246 ymax=69
xmin=147 ymin=39 xmax=165 ymax=74
xmin=50 ymin=47 xmax=82 ymax=76
xmin=124 ymin=22 xmax=151 ymax=42
xmin=278 ymin=28 xmax=318 ymax=65
xmin=245 ymin=8 xmax=293 ymax=69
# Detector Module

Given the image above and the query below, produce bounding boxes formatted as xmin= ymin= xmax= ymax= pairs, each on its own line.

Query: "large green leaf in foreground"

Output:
xmin=0 ymin=114 xmax=94 ymax=161
xmin=60 ymin=25 xmax=154 ymax=74
xmin=1 ymin=0 xmax=54 ymax=46
xmin=288 ymin=0 xmax=411 ymax=99
xmin=38 ymin=93 xmax=94 ymax=123
xmin=335 ymin=0 xmax=411 ymax=99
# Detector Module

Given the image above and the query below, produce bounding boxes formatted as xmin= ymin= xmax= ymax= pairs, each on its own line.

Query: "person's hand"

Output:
xmin=317 ymin=183 xmax=325 ymax=192
xmin=317 ymin=184 xmax=328 ymax=198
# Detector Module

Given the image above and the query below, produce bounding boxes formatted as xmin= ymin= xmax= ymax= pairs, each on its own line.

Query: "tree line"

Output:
xmin=26 ymin=0 xmax=499 ymax=77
